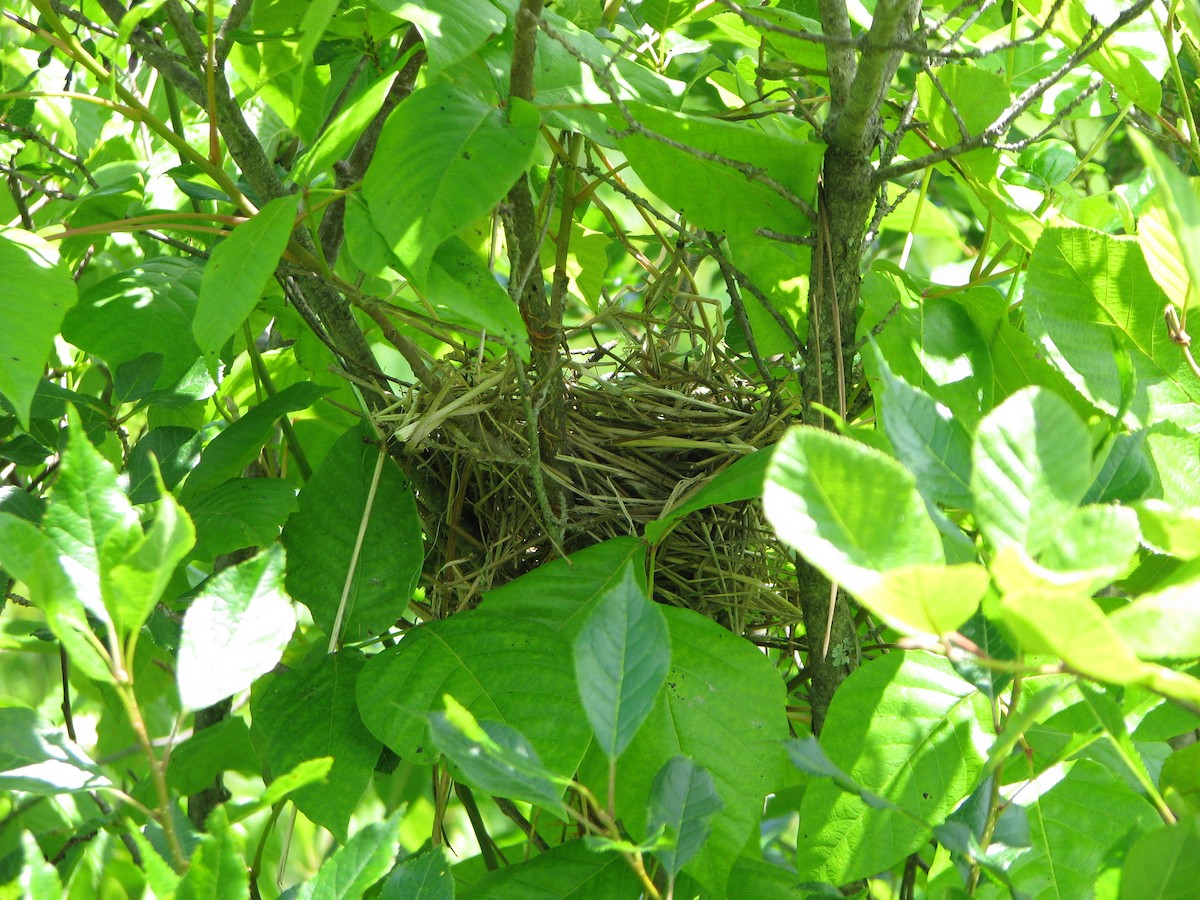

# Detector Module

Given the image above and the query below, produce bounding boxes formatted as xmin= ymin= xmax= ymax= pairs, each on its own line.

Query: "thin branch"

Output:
xmin=876 ymin=0 xmax=1157 ymax=182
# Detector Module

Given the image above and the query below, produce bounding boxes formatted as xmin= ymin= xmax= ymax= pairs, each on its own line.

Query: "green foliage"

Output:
xmin=2 ymin=1 xmax=1200 ymax=897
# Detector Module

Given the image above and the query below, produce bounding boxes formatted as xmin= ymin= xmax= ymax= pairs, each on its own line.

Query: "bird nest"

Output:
xmin=378 ymin=315 xmax=803 ymax=632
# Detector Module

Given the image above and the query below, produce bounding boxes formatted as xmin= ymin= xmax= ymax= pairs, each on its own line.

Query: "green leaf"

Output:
xmin=999 ymin=590 xmax=1146 ymax=684
xmin=724 ymin=857 xmax=811 ymax=899
xmin=291 ymin=75 xmax=398 ymax=185
xmin=167 ymin=717 xmax=260 ymax=796
xmin=646 ymin=756 xmax=723 ymax=878
xmin=429 ymin=696 xmax=567 ymax=811
xmin=644 ymin=448 xmax=770 ymax=544
xmin=483 ymin=536 xmax=646 ymax=639
xmin=251 ymin=650 xmax=379 ymax=842
xmin=226 ymin=757 xmax=334 ymax=824
xmin=423 ymin=236 xmax=530 ymax=352
xmin=1037 ymin=504 xmax=1140 ymax=587
xmin=106 ymin=488 xmax=195 ymax=635
xmin=971 ymin=387 xmax=1092 ymax=555
xmin=1135 ymin=500 xmax=1200 ymax=559
xmin=618 ymin=104 xmax=821 ymax=242
xmin=976 ymin=759 xmax=1159 ymax=899
xmin=764 ymin=426 xmax=943 ymax=594
xmin=187 ymin=477 xmax=298 ymax=562
xmin=1024 ymin=227 xmax=1200 ymax=427
xmin=1161 ymin=743 xmax=1200 ymax=814
xmin=0 ymin=706 xmax=111 ymax=793
xmin=176 ymin=546 xmax=295 ymax=711
xmin=796 ymin=652 xmax=990 ymax=885
xmin=574 ymin=565 xmax=670 ymax=761
xmin=1110 ymin=562 xmax=1200 ymax=660
xmin=381 ymin=0 xmax=507 ymax=76
xmin=478 ymin=14 xmax=684 ymax=141
xmin=0 ymin=228 xmax=77 ymax=429
xmin=180 ymin=381 xmax=326 ymax=503
xmin=294 ymin=811 xmax=403 ymax=900
xmin=176 ymin=806 xmax=248 ymax=900
xmin=876 ymin=347 xmax=974 ymax=509
xmin=62 ymin=258 xmax=202 ymax=391
xmin=20 ymin=831 xmax=64 ymax=900
xmin=1120 ymin=816 xmax=1200 ymax=900
xmin=853 ymin=563 xmax=989 ymax=636
xmin=917 ymin=64 xmax=1011 ymax=152
xmin=194 ymin=195 xmax=300 ymax=357
xmin=281 ymin=422 xmax=421 ymax=641
xmin=380 ymin=847 xmax=453 ymax=900
xmin=44 ymin=416 xmax=139 ymax=628
xmin=112 ymin=352 xmax=163 ymax=405
xmin=364 ymin=83 xmax=540 ymax=280
xmin=457 ymin=839 xmax=642 ymax=898
xmin=357 ymin=608 xmax=590 ymax=777
xmin=596 ymin=607 xmax=789 ymax=895
xmin=127 ymin=427 xmax=204 ymax=504
xmin=0 ymin=512 xmax=112 ymax=682
xmin=1146 ymin=423 xmax=1200 ymax=507
xmin=860 ymin=265 xmax=996 ymax=430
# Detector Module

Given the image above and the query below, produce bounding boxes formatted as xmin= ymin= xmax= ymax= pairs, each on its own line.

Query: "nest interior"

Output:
xmin=381 ymin=313 xmax=803 ymax=632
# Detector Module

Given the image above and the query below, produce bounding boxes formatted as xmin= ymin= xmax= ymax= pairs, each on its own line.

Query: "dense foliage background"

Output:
xmin=2 ymin=0 xmax=1200 ymax=897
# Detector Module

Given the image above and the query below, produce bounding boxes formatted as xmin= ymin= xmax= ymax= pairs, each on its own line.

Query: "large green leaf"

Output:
xmin=281 ymin=422 xmax=422 ymax=641
xmin=62 ymin=258 xmax=201 ymax=391
xmin=176 ymin=546 xmax=295 ymax=711
xmin=977 ymin=760 xmax=1159 ymax=899
xmin=594 ymin=607 xmax=789 ymax=895
xmin=860 ymin=264 xmax=996 ymax=430
xmin=0 ymin=512 xmax=111 ymax=682
xmin=105 ymin=488 xmax=195 ymax=636
xmin=971 ymin=387 xmax=1093 ymax=555
xmin=457 ymin=839 xmax=642 ymax=898
xmin=1000 ymin=590 xmax=1148 ymax=686
xmin=363 ymin=83 xmax=540 ymax=280
xmin=251 ymin=650 xmax=379 ymax=842
xmin=764 ymin=426 xmax=943 ymax=594
xmin=795 ymin=652 xmax=991 ymax=885
xmin=0 ymin=707 xmax=111 ymax=794
xmin=44 ymin=417 xmax=139 ymax=628
xmin=380 ymin=0 xmax=507 ymax=76
xmin=853 ymin=562 xmax=989 ymax=636
xmin=1135 ymin=500 xmax=1200 ymax=559
xmin=1110 ymin=561 xmax=1200 ymax=660
xmin=357 ymin=608 xmax=590 ymax=777
xmin=1120 ymin=816 xmax=1200 ymax=900
xmin=1024 ymin=228 xmax=1200 ymax=427
xmin=0 ymin=228 xmax=77 ymax=429
xmin=482 ymin=536 xmax=647 ymax=639
xmin=573 ymin=566 xmax=670 ymax=761
xmin=917 ymin=63 xmax=1011 ymax=153
xmin=293 ymin=812 xmax=403 ymax=900
xmin=618 ymin=104 xmax=821 ymax=242
xmin=194 ymin=195 xmax=300 ymax=357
